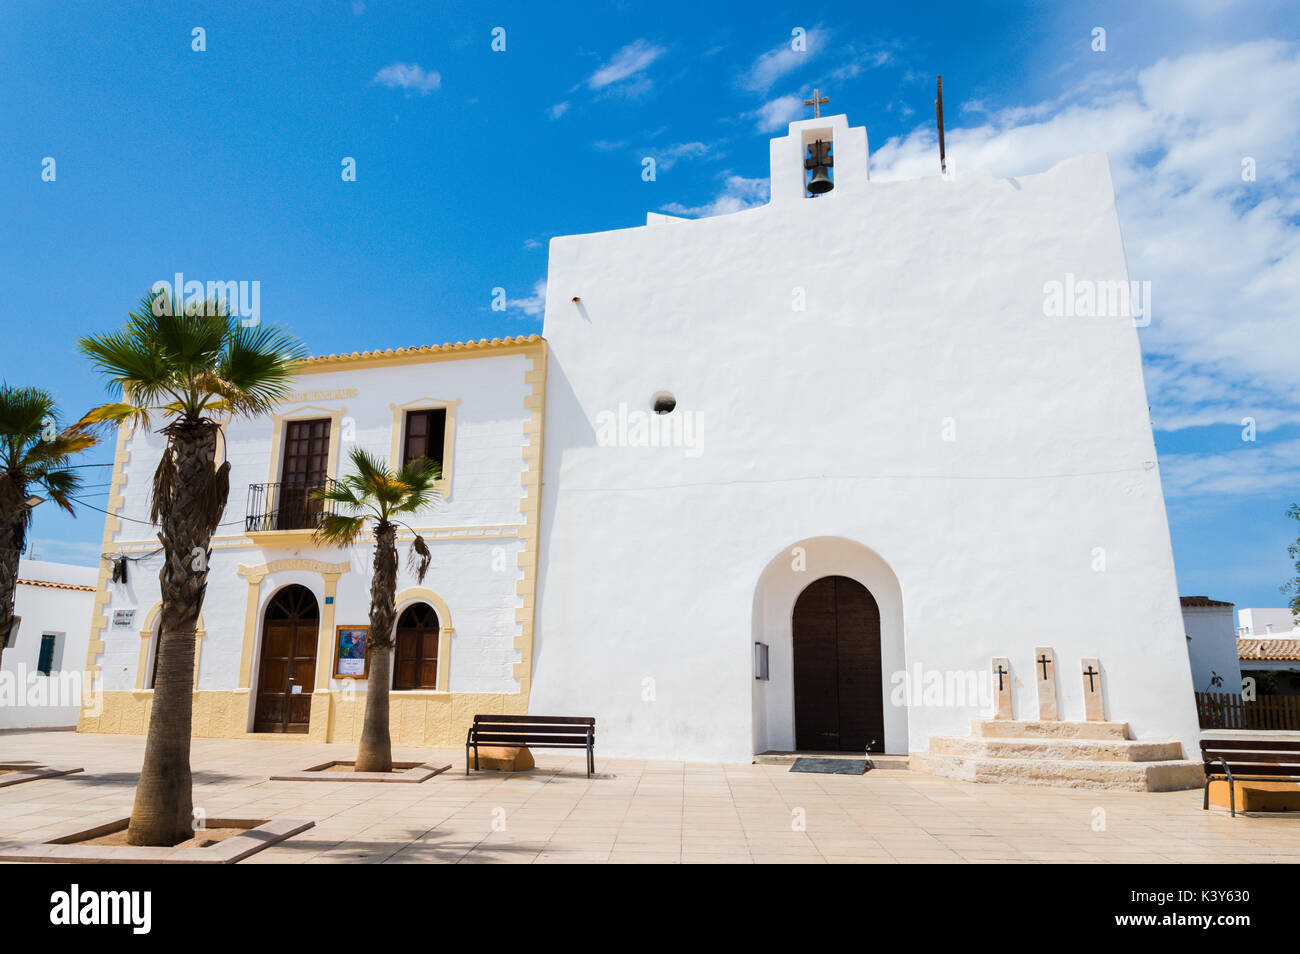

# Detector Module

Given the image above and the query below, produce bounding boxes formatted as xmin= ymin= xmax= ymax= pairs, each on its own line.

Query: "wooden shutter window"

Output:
xmin=278 ymin=418 xmax=332 ymax=531
xmin=394 ymin=603 xmax=439 ymax=690
xmin=282 ymin=419 xmax=331 ymax=486
xmin=402 ymin=408 xmax=447 ymax=470
xmin=37 ymin=634 xmax=57 ymax=676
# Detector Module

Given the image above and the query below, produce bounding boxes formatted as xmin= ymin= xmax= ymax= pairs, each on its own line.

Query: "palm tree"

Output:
xmin=313 ymin=448 xmax=441 ymax=772
xmin=79 ymin=290 xmax=305 ymax=846
xmin=0 ymin=386 xmax=97 ymax=667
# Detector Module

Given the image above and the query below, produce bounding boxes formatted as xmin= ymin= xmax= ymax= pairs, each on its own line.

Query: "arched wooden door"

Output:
xmin=793 ymin=575 xmax=884 ymax=752
xmin=254 ymin=584 xmax=320 ymax=733
xmin=393 ymin=603 xmax=440 ymax=690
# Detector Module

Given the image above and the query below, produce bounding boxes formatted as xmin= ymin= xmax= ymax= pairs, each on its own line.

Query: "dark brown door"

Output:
xmin=393 ymin=603 xmax=440 ymax=690
xmin=278 ymin=418 xmax=331 ymax=530
xmin=254 ymin=585 xmax=319 ymax=733
xmin=793 ymin=576 xmax=884 ymax=752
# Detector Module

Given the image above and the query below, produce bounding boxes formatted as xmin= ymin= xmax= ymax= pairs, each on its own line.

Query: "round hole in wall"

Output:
xmin=652 ymin=392 xmax=676 ymax=415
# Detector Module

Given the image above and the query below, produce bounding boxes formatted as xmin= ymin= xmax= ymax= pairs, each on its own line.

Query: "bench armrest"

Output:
xmin=1203 ymin=756 xmax=1233 ymax=782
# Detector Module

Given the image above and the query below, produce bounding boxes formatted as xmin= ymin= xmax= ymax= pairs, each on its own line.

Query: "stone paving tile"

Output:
xmin=3 ymin=729 xmax=1300 ymax=864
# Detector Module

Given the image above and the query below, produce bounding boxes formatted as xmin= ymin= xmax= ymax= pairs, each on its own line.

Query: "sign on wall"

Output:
xmin=333 ymin=626 xmax=369 ymax=679
xmin=112 ymin=609 xmax=136 ymax=629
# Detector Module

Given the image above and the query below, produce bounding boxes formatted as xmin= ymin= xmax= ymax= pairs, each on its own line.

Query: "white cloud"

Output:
xmin=753 ymin=94 xmax=804 ymax=132
xmin=649 ymin=141 xmax=712 ymax=171
xmin=507 ymin=279 xmax=547 ymax=319
xmin=548 ymin=101 xmax=570 ymax=120
xmin=739 ymin=28 xmax=828 ymax=92
xmin=661 ymin=175 xmax=770 ymax=218
xmin=372 ymin=62 xmax=441 ymax=95
xmin=586 ymin=40 xmax=665 ymax=92
xmin=868 ymin=40 xmax=1300 ymax=433
xmin=829 ymin=44 xmax=894 ymax=81
xmin=1159 ymin=439 xmax=1300 ymax=499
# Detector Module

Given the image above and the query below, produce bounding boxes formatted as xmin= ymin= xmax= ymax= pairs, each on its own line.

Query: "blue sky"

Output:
xmin=3 ymin=1 xmax=1298 ymax=610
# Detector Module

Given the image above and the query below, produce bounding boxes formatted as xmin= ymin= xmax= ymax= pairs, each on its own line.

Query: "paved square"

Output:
xmin=2 ymin=731 xmax=1298 ymax=863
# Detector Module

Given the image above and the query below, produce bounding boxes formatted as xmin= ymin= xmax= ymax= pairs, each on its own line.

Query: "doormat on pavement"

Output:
xmin=789 ymin=758 xmax=868 ymax=775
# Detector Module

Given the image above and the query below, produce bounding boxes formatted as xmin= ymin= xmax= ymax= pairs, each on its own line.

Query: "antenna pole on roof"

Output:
xmin=935 ymin=75 xmax=947 ymax=175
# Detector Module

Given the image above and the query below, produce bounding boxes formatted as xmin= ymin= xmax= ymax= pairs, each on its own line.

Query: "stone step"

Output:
xmin=931 ymin=735 xmax=1183 ymax=763
xmin=911 ymin=753 xmax=1204 ymax=792
xmin=972 ymin=719 xmax=1130 ymax=740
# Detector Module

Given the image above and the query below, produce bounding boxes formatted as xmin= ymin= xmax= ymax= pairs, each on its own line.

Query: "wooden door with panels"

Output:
xmin=792 ymin=575 xmax=885 ymax=752
xmin=253 ymin=584 xmax=320 ymax=733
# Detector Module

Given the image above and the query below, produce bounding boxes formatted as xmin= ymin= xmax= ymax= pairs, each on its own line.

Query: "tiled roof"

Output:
xmin=1238 ymin=638 xmax=1300 ymax=661
xmin=301 ymin=335 xmax=543 ymax=368
xmin=17 ymin=578 xmax=96 ymax=592
xmin=1181 ymin=596 xmax=1235 ymax=608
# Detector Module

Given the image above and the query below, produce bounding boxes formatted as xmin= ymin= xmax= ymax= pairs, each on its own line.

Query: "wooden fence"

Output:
xmin=1195 ymin=692 xmax=1300 ymax=730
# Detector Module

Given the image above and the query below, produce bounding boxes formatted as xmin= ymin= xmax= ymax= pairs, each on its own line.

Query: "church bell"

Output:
xmin=805 ymin=139 xmax=834 ymax=195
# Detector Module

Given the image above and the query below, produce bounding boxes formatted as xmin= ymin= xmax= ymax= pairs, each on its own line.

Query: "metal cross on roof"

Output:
xmin=803 ymin=88 xmax=829 ymax=118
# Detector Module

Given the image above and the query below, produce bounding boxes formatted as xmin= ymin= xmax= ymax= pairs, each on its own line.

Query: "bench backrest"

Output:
xmin=1201 ymin=739 xmax=1300 ymax=776
xmin=471 ymin=714 xmax=594 ymax=747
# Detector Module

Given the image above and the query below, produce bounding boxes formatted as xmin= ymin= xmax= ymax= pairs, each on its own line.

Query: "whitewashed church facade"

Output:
xmin=530 ymin=113 xmax=1202 ymax=772
xmin=77 ymin=112 xmax=1203 ymax=784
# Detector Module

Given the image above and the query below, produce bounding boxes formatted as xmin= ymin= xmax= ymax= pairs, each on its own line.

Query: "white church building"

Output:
xmin=77 ymin=111 xmax=1204 ymax=788
xmin=529 ymin=112 xmax=1202 ymax=784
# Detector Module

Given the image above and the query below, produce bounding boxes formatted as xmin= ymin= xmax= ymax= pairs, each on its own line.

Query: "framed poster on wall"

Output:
xmin=333 ymin=625 xmax=369 ymax=679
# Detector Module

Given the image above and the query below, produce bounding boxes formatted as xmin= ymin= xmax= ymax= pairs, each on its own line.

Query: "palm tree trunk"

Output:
xmin=0 ymin=479 xmax=27 ymax=673
xmin=356 ymin=521 xmax=398 ymax=772
xmin=127 ymin=421 xmax=224 ymax=846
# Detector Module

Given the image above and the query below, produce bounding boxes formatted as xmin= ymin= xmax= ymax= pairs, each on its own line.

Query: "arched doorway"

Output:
xmin=793 ymin=575 xmax=884 ymax=752
xmin=393 ymin=603 xmax=439 ymax=690
xmin=254 ymin=584 xmax=320 ymax=733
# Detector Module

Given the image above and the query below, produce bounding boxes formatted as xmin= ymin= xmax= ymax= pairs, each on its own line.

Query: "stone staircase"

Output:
xmin=910 ymin=719 xmax=1204 ymax=792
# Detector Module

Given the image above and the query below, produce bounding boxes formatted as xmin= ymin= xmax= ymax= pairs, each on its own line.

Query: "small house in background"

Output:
xmin=1 ymin=559 xmax=97 ymax=729
xmin=1238 ymin=607 xmax=1299 ymax=637
xmin=1180 ymin=596 xmax=1242 ymax=694
xmin=1237 ymin=607 xmax=1300 ymax=697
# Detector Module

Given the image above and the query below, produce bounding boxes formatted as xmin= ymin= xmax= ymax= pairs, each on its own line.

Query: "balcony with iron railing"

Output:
xmin=245 ymin=479 xmax=337 ymax=541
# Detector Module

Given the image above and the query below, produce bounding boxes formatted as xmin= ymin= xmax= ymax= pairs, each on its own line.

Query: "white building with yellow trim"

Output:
xmin=77 ymin=335 xmax=545 ymax=745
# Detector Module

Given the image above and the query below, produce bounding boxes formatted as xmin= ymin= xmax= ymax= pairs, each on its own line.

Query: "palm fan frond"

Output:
xmin=0 ymin=383 xmax=97 ymax=522
xmin=314 ymin=512 xmax=367 ymax=547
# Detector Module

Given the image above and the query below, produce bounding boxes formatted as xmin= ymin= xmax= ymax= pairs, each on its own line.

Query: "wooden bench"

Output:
xmin=466 ymin=715 xmax=596 ymax=778
xmin=1200 ymin=738 xmax=1300 ymax=816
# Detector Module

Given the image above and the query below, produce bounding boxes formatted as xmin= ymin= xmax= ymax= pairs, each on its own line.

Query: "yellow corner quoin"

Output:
xmin=76 ymin=421 xmax=131 ymax=732
xmin=77 ymin=335 xmax=546 ymax=745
